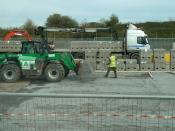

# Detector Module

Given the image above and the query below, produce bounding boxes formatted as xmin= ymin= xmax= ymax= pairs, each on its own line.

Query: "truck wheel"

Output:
xmin=44 ymin=63 xmax=65 ymax=82
xmin=0 ymin=64 xmax=21 ymax=83
xmin=130 ymin=52 xmax=140 ymax=64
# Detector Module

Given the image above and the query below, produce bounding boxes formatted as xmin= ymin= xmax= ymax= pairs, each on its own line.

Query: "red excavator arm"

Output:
xmin=3 ymin=30 xmax=32 ymax=41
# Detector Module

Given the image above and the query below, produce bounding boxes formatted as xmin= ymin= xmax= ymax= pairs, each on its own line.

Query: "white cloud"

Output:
xmin=0 ymin=0 xmax=175 ymax=27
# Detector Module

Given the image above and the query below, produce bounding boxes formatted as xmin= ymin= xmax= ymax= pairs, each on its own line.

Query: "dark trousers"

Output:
xmin=105 ymin=67 xmax=117 ymax=78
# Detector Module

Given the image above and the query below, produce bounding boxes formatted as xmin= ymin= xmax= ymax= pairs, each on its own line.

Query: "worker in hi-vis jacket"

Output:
xmin=105 ymin=52 xmax=117 ymax=78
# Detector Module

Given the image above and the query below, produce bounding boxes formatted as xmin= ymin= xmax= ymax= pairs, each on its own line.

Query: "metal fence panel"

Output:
xmin=1 ymin=93 xmax=175 ymax=131
xmin=148 ymin=38 xmax=175 ymax=50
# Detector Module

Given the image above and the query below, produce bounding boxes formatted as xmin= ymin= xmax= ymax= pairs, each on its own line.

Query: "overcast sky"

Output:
xmin=0 ymin=0 xmax=175 ymax=27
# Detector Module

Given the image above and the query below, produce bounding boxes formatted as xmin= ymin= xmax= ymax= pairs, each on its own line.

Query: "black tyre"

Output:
xmin=129 ymin=52 xmax=140 ymax=64
xmin=0 ymin=64 xmax=21 ymax=83
xmin=44 ymin=63 xmax=65 ymax=82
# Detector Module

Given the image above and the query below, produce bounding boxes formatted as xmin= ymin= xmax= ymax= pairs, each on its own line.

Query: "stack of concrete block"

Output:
xmin=96 ymin=51 xmax=110 ymax=70
xmin=85 ymin=51 xmax=96 ymax=59
xmin=78 ymin=41 xmax=102 ymax=50
xmin=125 ymin=59 xmax=139 ymax=71
xmin=70 ymin=41 xmax=88 ymax=51
xmin=98 ymin=51 xmax=110 ymax=60
xmin=71 ymin=41 xmax=123 ymax=52
xmin=140 ymin=50 xmax=154 ymax=71
xmin=0 ymin=42 xmax=22 ymax=52
xmin=96 ymin=61 xmax=107 ymax=71
xmin=85 ymin=51 xmax=97 ymax=70
xmin=170 ymin=50 xmax=175 ymax=71
xmin=89 ymin=41 xmax=123 ymax=51
xmin=153 ymin=49 xmax=170 ymax=71
xmin=88 ymin=41 xmax=100 ymax=50
xmin=108 ymin=41 xmax=123 ymax=52
xmin=95 ymin=41 xmax=107 ymax=50
xmin=115 ymin=54 xmax=123 ymax=59
xmin=100 ymin=43 xmax=107 ymax=50
xmin=117 ymin=59 xmax=125 ymax=71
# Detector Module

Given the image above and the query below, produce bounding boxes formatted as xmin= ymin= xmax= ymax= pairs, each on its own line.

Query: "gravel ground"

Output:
xmin=1 ymin=72 xmax=175 ymax=95
xmin=11 ymin=72 xmax=174 ymax=96
xmin=1 ymin=72 xmax=175 ymax=131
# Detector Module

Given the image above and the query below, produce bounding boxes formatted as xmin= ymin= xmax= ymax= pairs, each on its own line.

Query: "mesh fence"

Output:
xmin=0 ymin=93 xmax=175 ymax=131
xmin=148 ymin=38 xmax=175 ymax=50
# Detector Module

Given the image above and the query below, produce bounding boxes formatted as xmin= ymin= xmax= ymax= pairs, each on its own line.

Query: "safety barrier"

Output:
xmin=0 ymin=93 xmax=175 ymax=131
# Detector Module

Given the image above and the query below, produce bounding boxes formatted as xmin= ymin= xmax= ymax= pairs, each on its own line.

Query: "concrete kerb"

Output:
xmin=167 ymin=71 xmax=175 ymax=75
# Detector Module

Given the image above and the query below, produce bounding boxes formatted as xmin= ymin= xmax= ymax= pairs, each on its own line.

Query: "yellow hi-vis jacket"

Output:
xmin=109 ymin=55 xmax=116 ymax=67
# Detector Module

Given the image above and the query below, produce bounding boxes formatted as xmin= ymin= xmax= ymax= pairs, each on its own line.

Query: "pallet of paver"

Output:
xmin=98 ymin=51 xmax=110 ymax=60
xmin=107 ymin=41 xmax=123 ymax=52
xmin=124 ymin=59 xmax=139 ymax=71
xmin=140 ymin=50 xmax=154 ymax=71
xmin=125 ymin=64 xmax=139 ymax=71
xmin=153 ymin=49 xmax=166 ymax=63
xmin=70 ymin=41 xmax=123 ymax=52
xmin=96 ymin=60 xmax=107 ymax=70
xmin=170 ymin=50 xmax=175 ymax=71
xmin=85 ymin=51 xmax=96 ymax=59
xmin=125 ymin=59 xmax=137 ymax=64
xmin=153 ymin=49 xmax=170 ymax=71
xmin=117 ymin=59 xmax=125 ymax=71
xmin=154 ymin=62 xmax=170 ymax=71
xmin=171 ymin=65 xmax=175 ymax=71
xmin=140 ymin=50 xmax=153 ymax=63
xmin=140 ymin=64 xmax=154 ymax=71
xmin=70 ymin=41 xmax=89 ymax=51
xmin=170 ymin=50 xmax=175 ymax=61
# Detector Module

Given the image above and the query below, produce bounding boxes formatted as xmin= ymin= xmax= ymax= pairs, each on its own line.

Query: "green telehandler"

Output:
xmin=0 ymin=27 xmax=79 ymax=83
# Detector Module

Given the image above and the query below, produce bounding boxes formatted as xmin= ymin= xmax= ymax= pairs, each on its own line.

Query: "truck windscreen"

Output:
xmin=137 ymin=36 xmax=148 ymax=45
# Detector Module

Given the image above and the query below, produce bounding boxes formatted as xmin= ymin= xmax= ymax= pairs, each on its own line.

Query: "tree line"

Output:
xmin=1 ymin=13 xmax=175 ymax=38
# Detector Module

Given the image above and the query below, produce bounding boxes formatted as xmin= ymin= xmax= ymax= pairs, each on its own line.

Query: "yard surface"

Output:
xmin=1 ymin=72 xmax=175 ymax=131
xmin=1 ymin=72 xmax=175 ymax=95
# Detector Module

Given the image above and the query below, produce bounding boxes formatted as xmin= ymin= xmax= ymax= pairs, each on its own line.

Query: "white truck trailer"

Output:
xmin=70 ymin=24 xmax=150 ymax=62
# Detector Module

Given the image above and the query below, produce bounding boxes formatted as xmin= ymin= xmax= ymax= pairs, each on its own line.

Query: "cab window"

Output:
xmin=34 ymin=42 xmax=43 ymax=53
xmin=137 ymin=37 xmax=148 ymax=45
xmin=21 ymin=43 xmax=34 ymax=54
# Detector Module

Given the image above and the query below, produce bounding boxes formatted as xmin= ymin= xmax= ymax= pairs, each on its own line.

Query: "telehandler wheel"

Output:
xmin=0 ymin=64 xmax=21 ymax=83
xmin=44 ymin=63 xmax=65 ymax=82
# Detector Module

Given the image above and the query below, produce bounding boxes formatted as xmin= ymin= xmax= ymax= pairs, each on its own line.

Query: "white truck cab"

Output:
xmin=125 ymin=24 xmax=150 ymax=51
